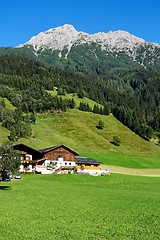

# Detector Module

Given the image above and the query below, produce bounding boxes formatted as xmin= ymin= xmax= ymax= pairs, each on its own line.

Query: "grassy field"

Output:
xmin=4 ymin=98 xmax=15 ymax=110
xmin=1 ymin=98 xmax=160 ymax=168
xmin=0 ymin=124 xmax=9 ymax=145
xmin=104 ymin=166 xmax=160 ymax=177
xmin=19 ymin=109 xmax=160 ymax=157
xmin=13 ymin=109 xmax=160 ymax=169
xmin=47 ymin=90 xmax=103 ymax=109
xmin=0 ymin=174 xmax=160 ymax=240
xmin=83 ymin=153 xmax=160 ymax=168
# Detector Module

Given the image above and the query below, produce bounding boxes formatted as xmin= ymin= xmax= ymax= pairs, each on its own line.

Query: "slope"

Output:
xmin=19 ymin=109 xmax=160 ymax=157
xmin=0 ymin=124 xmax=9 ymax=145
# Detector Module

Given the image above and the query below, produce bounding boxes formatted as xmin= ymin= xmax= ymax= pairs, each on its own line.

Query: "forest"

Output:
xmin=0 ymin=53 xmax=160 ymax=141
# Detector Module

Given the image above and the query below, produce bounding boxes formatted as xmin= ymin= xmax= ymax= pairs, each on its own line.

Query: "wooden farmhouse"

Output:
xmin=13 ymin=143 xmax=108 ymax=175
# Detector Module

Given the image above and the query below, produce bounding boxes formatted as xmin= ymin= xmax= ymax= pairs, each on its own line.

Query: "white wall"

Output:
xmin=45 ymin=160 xmax=75 ymax=168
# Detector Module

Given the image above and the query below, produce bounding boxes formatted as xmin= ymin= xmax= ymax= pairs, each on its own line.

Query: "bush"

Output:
xmin=111 ymin=136 xmax=121 ymax=146
xmin=97 ymin=120 xmax=104 ymax=129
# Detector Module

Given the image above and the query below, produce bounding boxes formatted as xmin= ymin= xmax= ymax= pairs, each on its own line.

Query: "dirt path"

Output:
xmin=102 ymin=165 xmax=160 ymax=177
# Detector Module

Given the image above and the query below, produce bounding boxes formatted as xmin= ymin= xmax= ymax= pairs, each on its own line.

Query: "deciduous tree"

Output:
xmin=0 ymin=141 xmax=21 ymax=181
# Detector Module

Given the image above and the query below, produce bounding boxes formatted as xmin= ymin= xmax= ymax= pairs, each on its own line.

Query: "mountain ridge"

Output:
xmin=17 ymin=24 xmax=159 ymax=57
xmin=16 ymin=24 xmax=160 ymax=69
xmin=17 ymin=24 xmax=157 ymax=49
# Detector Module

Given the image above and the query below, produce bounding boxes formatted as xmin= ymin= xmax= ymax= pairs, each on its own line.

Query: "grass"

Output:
xmin=0 ymin=174 xmax=160 ymax=240
xmin=1 ymin=98 xmax=160 ymax=169
xmin=82 ymin=153 xmax=160 ymax=168
xmin=47 ymin=90 xmax=103 ymax=109
xmin=0 ymin=124 xmax=9 ymax=145
xmin=4 ymin=98 xmax=15 ymax=110
xmin=104 ymin=166 xmax=160 ymax=177
xmin=17 ymin=109 xmax=160 ymax=169
xmin=1 ymin=104 xmax=160 ymax=168
xmin=19 ymin=109 xmax=160 ymax=157
xmin=0 ymin=98 xmax=14 ymax=144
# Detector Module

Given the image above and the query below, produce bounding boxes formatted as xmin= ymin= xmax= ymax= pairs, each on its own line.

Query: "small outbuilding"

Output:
xmin=75 ymin=157 xmax=101 ymax=170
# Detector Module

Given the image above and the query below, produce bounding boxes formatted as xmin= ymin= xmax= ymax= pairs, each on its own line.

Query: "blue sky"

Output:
xmin=0 ymin=0 xmax=160 ymax=47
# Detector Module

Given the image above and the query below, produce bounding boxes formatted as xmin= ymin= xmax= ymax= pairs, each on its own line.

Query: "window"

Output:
xmin=58 ymin=154 xmax=64 ymax=161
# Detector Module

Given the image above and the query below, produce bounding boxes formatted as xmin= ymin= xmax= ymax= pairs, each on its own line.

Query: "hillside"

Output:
xmin=0 ymin=52 xmax=160 ymax=143
xmin=0 ymin=124 xmax=9 ymax=145
xmin=14 ymin=109 xmax=160 ymax=156
xmin=47 ymin=90 xmax=103 ymax=109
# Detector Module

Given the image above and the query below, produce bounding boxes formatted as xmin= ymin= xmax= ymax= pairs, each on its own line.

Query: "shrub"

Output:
xmin=97 ymin=120 xmax=104 ymax=129
xmin=111 ymin=136 xmax=121 ymax=146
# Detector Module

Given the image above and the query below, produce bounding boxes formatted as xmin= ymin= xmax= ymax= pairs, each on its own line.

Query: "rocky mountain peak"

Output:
xmin=17 ymin=24 xmax=160 ymax=60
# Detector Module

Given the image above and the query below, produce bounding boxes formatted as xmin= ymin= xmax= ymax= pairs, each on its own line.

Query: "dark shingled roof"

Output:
xmin=39 ymin=144 xmax=79 ymax=155
xmin=39 ymin=146 xmax=59 ymax=153
xmin=75 ymin=157 xmax=102 ymax=164
xmin=13 ymin=143 xmax=42 ymax=154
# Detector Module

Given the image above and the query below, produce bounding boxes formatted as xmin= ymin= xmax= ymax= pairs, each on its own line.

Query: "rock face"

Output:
xmin=17 ymin=24 xmax=160 ymax=68
xmin=17 ymin=24 xmax=146 ymax=52
xmin=18 ymin=24 xmax=80 ymax=52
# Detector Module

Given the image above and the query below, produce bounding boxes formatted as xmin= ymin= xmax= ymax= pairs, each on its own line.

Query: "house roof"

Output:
xmin=22 ymin=158 xmax=46 ymax=163
xmin=13 ymin=143 xmax=42 ymax=155
xmin=32 ymin=158 xmax=46 ymax=163
xmin=39 ymin=144 xmax=79 ymax=156
xmin=75 ymin=157 xmax=102 ymax=165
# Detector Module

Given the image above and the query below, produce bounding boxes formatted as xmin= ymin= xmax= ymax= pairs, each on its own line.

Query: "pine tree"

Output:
xmin=103 ymin=104 xmax=110 ymax=115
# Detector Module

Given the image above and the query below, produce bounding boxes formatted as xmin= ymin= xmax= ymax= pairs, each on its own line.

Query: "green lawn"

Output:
xmin=0 ymin=174 xmax=160 ymax=240
xmin=82 ymin=153 xmax=160 ymax=168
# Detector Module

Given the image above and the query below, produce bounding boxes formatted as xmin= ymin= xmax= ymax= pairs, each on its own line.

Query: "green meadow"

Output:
xmin=47 ymin=90 xmax=103 ymax=109
xmin=0 ymin=124 xmax=9 ymax=144
xmin=19 ymin=109 xmax=160 ymax=156
xmin=4 ymin=98 xmax=15 ymax=111
xmin=14 ymin=109 xmax=160 ymax=169
xmin=1 ymin=97 xmax=160 ymax=169
xmin=83 ymin=153 xmax=160 ymax=169
xmin=1 ymin=96 xmax=160 ymax=239
xmin=0 ymin=174 xmax=160 ymax=240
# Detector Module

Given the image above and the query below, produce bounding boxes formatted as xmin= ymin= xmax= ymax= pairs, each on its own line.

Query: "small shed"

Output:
xmin=75 ymin=157 xmax=101 ymax=170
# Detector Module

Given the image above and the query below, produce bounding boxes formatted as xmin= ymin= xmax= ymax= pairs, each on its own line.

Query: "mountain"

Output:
xmin=18 ymin=24 xmax=145 ymax=56
xmin=0 ymin=25 xmax=160 ymax=143
xmin=17 ymin=24 xmax=160 ymax=71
